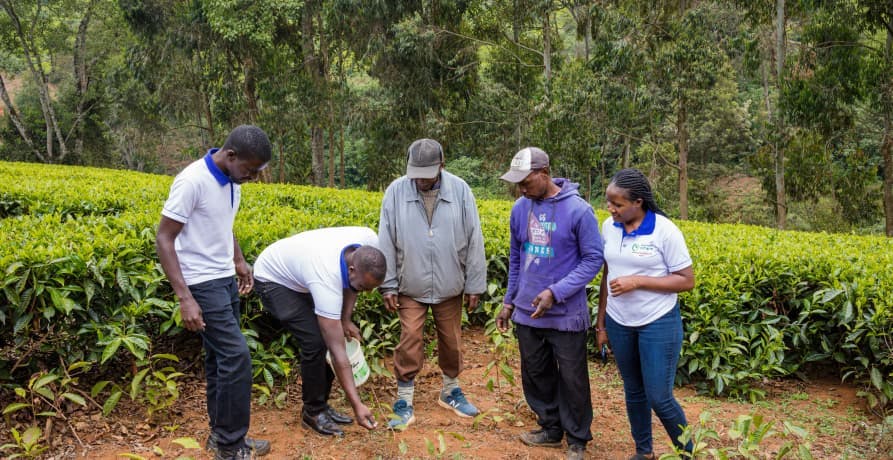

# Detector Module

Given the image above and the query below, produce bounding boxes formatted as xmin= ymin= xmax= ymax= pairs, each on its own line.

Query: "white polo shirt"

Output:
xmin=602 ymin=211 xmax=692 ymax=327
xmin=253 ymin=226 xmax=379 ymax=320
xmin=161 ymin=151 xmax=240 ymax=286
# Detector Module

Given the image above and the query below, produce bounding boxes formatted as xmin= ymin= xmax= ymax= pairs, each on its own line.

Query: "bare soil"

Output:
xmin=29 ymin=327 xmax=892 ymax=459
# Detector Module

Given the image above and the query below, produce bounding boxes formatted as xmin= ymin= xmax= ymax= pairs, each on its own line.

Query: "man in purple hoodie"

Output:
xmin=496 ymin=147 xmax=603 ymax=460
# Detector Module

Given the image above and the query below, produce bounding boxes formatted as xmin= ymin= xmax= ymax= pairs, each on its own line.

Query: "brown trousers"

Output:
xmin=393 ymin=295 xmax=463 ymax=383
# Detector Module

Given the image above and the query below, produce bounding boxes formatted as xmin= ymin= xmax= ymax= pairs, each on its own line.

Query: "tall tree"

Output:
xmin=0 ymin=0 xmax=99 ymax=163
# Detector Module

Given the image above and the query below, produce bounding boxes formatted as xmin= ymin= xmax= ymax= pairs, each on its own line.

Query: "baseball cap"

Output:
xmin=500 ymin=147 xmax=549 ymax=183
xmin=406 ymin=139 xmax=444 ymax=179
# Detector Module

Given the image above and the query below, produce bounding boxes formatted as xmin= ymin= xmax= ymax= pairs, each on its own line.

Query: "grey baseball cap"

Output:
xmin=500 ymin=147 xmax=550 ymax=183
xmin=406 ymin=139 xmax=444 ymax=179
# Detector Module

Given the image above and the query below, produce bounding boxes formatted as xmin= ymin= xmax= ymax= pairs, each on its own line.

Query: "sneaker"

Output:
xmin=437 ymin=387 xmax=480 ymax=418
xmin=567 ymin=444 xmax=586 ymax=460
xmin=387 ymin=399 xmax=416 ymax=430
xmin=206 ymin=432 xmax=271 ymax=457
xmin=519 ymin=429 xmax=563 ymax=448
xmin=214 ymin=446 xmax=251 ymax=460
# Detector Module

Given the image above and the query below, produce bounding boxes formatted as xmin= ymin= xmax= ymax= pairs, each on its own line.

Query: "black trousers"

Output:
xmin=516 ymin=324 xmax=593 ymax=447
xmin=254 ymin=280 xmax=334 ymax=415
xmin=190 ymin=277 xmax=251 ymax=449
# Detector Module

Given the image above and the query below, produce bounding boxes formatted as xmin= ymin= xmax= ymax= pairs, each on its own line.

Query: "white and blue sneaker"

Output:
xmin=438 ymin=387 xmax=479 ymax=418
xmin=387 ymin=399 xmax=415 ymax=430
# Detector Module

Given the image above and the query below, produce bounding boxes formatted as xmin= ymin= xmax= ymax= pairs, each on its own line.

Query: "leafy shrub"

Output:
xmin=0 ymin=160 xmax=891 ymax=414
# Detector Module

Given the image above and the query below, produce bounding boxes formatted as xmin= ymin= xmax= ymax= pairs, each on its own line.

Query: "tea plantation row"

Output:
xmin=1 ymin=161 xmax=890 ymax=411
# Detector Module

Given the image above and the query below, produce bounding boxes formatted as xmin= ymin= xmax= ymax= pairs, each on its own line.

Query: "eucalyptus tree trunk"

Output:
xmin=0 ymin=75 xmax=40 ymax=158
xmin=72 ymin=1 xmax=97 ymax=160
xmin=302 ymin=0 xmax=327 ymax=186
xmin=542 ymin=10 xmax=552 ymax=100
xmin=883 ymin=28 xmax=893 ymax=236
xmin=677 ymin=102 xmax=689 ymax=220
xmin=774 ymin=0 xmax=787 ymax=229
xmin=1 ymin=0 xmax=68 ymax=163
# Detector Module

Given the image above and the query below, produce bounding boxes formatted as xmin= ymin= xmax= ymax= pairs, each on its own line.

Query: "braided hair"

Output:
xmin=609 ymin=168 xmax=666 ymax=217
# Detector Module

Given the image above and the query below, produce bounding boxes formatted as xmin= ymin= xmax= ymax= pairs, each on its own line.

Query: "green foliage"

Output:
xmin=1 ymin=161 xmax=892 ymax=418
xmin=0 ymin=426 xmax=47 ymax=459
xmin=129 ymin=354 xmax=184 ymax=421
xmin=660 ymin=411 xmax=813 ymax=460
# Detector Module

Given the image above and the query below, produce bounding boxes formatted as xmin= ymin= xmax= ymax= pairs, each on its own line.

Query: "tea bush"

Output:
xmin=1 ymin=161 xmax=890 ymax=413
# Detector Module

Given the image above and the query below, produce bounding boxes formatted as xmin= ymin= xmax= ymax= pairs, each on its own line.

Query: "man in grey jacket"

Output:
xmin=378 ymin=138 xmax=487 ymax=430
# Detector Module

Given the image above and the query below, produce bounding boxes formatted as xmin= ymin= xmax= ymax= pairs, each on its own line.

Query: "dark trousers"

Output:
xmin=516 ymin=324 xmax=593 ymax=447
xmin=189 ymin=277 xmax=251 ymax=449
xmin=254 ymin=280 xmax=334 ymax=416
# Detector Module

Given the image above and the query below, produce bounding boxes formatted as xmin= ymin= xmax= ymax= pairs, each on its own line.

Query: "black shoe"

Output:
xmin=302 ymin=410 xmax=345 ymax=437
xmin=567 ymin=444 xmax=586 ymax=460
xmin=326 ymin=406 xmax=353 ymax=424
xmin=206 ymin=432 xmax=271 ymax=457
xmin=519 ymin=429 xmax=563 ymax=448
xmin=214 ymin=446 xmax=251 ymax=460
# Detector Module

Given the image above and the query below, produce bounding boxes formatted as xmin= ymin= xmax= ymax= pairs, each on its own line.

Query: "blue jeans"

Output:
xmin=606 ymin=304 xmax=691 ymax=455
xmin=189 ymin=277 xmax=251 ymax=449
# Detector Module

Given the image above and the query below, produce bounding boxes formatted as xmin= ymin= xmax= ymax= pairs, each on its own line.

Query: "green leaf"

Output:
xmin=101 ymin=338 xmax=122 ymax=364
xmin=91 ymin=381 xmax=110 ymax=398
xmin=2 ymin=402 xmax=31 ymax=415
xmin=103 ymin=390 xmax=122 ymax=416
xmin=61 ymin=392 xmax=87 ymax=406
xmin=870 ymin=367 xmax=883 ymax=391
xmin=172 ymin=437 xmax=201 ymax=449
xmin=31 ymin=374 xmax=59 ymax=391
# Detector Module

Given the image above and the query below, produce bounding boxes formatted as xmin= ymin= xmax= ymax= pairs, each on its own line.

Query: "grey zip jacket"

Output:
xmin=378 ymin=170 xmax=487 ymax=303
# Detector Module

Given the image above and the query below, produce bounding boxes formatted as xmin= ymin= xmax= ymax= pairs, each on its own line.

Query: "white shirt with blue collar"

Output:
xmin=253 ymin=226 xmax=379 ymax=320
xmin=601 ymin=210 xmax=692 ymax=327
xmin=162 ymin=149 xmax=240 ymax=286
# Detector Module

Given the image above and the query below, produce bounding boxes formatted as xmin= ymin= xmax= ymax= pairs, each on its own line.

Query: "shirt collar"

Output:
xmin=613 ymin=210 xmax=656 ymax=237
xmin=204 ymin=148 xmax=231 ymax=186
xmin=340 ymin=244 xmax=361 ymax=291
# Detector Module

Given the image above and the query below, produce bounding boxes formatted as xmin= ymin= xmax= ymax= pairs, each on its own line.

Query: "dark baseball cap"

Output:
xmin=406 ymin=139 xmax=444 ymax=179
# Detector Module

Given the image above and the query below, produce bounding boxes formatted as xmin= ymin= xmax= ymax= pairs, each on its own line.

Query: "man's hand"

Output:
xmin=496 ymin=304 xmax=513 ymax=332
xmin=530 ymin=288 xmax=555 ymax=319
xmin=235 ymin=260 xmax=254 ymax=295
xmin=180 ymin=297 xmax=205 ymax=332
xmin=383 ymin=293 xmax=399 ymax=313
xmin=353 ymin=403 xmax=377 ymax=430
xmin=342 ymin=320 xmax=362 ymax=342
xmin=465 ymin=294 xmax=480 ymax=314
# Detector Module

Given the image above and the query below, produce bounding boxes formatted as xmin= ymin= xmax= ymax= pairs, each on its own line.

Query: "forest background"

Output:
xmin=2 ymin=0 xmax=892 ymax=235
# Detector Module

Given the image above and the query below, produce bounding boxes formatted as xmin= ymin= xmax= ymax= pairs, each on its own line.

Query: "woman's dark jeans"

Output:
xmin=606 ymin=303 xmax=692 ymax=455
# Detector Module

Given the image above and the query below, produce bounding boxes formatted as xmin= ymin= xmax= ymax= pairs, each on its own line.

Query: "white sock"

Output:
xmin=442 ymin=374 xmax=459 ymax=394
xmin=397 ymin=381 xmax=415 ymax=406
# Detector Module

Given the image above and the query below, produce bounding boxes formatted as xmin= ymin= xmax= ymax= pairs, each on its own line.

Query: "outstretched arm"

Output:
xmin=317 ymin=316 xmax=377 ymax=429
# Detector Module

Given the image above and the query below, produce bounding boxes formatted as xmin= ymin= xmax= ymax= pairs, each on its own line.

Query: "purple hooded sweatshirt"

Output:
xmin=503 ymin=178 xmax=603 ymax=331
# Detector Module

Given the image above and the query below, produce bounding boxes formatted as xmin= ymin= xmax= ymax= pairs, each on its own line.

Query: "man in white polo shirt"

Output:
xmin=155 ymin=125 xmax=271 ymax=460
xmin=253 ymin=226 xmax=385 ymax=437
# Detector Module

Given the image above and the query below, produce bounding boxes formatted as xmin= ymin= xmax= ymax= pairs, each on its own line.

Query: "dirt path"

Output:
xmin=42 ymin=327 xmax=888 ymax=459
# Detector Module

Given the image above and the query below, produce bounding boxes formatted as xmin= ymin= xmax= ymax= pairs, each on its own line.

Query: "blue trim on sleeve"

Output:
xmin=340 ymin=244 xmax=361 ymax=290
xmin=613 ymin=210 xmax=656 ymax=237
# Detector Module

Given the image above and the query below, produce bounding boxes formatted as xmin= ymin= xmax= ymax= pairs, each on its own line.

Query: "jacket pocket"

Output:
xmin=513 ymin=272 xmax=566 ymax=316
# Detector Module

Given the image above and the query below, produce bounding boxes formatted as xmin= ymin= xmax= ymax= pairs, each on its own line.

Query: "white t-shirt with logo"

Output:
xmin=161 ymin=157 xmax=239 ymax=286
xmin=253 ymin=226 xmax=379 ymax=319
xmin=602 ymin=214 xmax=692 ymax=327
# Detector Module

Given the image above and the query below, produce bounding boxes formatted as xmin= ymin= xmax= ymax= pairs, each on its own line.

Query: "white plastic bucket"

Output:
xmin=325 ymin=338 xmax=370 ymax=386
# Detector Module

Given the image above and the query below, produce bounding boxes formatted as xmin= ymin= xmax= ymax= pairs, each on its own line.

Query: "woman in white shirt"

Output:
xmin=595 ymin=169 xmax=695 ymax=460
